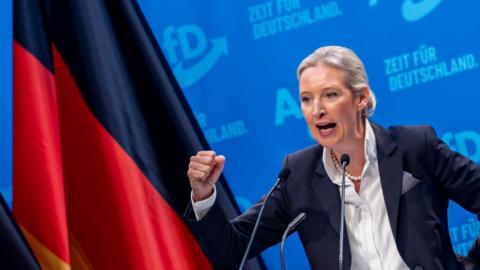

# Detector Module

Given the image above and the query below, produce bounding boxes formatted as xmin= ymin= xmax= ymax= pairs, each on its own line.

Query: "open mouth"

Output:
xmin=316 ymin=123 xmax=336 ymax=130
xmin=315 ymin=123 xmax=336 ymax=135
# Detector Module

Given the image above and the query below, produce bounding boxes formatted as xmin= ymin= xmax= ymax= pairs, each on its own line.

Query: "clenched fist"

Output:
xmin=187 ymin=151 xmax=225 ymax=202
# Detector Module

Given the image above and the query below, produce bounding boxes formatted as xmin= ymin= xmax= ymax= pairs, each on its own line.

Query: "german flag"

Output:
xmin=13 ymin=0 xmax=216 ymax=268
xmin=0 ymin=193 xmax=39 ymax=269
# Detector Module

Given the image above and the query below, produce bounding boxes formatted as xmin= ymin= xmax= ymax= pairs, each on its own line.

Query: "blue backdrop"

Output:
xmin=136 ymin=0 xmax=480 ymax=268
xmin=1 ymin=1 xmax=479 ymax=269
xmin=0 ymin=0 xmax=12 ymax=207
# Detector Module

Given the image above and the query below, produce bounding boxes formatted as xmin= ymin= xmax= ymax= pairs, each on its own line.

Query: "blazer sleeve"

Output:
xmin=425 ymin=126 xmax=480 ymax=263
xmin=183 ymin=157 xmax=292 ymax=267
xmin=425 ymin=126 xmax=480 ymax=215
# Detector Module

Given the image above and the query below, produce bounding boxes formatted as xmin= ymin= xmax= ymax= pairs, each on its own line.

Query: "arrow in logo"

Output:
xmin=402 ymin=0 xmax=443 ymax=22
xmin=173 ymin=37 xmax=228 ymax=88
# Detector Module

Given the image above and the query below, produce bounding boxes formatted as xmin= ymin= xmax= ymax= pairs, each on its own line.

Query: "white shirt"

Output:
xmin=322 ymin=120 xmax=408 ymax=270
xmin=192 ymin=120 xmax=409 ymax=269
xmin=191 ymin=185 xmax=216 ymax=220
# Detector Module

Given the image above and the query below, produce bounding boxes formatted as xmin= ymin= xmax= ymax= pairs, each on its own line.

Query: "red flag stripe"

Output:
xmin=52 ymin=46 xmax=212 ymax=269
xmin=13 ymin=41 xmax=70 ymax=264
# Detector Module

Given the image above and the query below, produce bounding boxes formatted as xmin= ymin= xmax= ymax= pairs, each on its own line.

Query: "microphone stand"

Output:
xmin=238 ymin=168 xmax=291 ymax=270
xmin=280 ymin=212 xmax=306 ymax=270
xmin=339 ymin=154 xmax=349 ymax=270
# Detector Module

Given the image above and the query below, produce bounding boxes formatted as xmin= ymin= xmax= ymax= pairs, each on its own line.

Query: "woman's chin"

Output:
xmin=316 ymin=138 xmax=337 ymax=149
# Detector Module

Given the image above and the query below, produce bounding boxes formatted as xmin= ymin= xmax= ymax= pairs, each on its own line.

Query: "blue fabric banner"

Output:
xmin=136 ymin=0 xmax=480 ymax=268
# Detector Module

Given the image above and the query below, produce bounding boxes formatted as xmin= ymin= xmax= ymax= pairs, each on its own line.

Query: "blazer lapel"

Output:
xmin=372 ymin=123 xmax=403 ymax=240
xmin=313 ymin=150 xmax=342 ymax=235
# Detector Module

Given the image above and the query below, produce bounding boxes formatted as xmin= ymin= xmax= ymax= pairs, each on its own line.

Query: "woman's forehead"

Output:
xmin=299 ymin=65 xmax=347 ymax=91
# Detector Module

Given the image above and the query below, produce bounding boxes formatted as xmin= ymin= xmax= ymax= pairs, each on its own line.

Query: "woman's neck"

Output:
xmin=332 ymin=118 xmax=367 ymax=177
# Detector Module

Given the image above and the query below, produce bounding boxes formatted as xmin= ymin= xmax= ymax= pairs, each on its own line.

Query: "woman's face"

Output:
xmin=299 ymin=63 xmax=367 ymax=149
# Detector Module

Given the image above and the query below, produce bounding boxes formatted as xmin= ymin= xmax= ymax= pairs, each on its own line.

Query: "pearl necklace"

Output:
xmin=330 ymin=149 xmax=362 ymax=181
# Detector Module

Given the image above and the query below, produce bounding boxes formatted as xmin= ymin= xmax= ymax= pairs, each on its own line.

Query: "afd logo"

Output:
xmin=442 ymin=131 xmax=480 ymax=162
xmin=162 ymin=24 xmax=228 ymax=88
xmin=370 ymin=0 xmax=443 ymax=22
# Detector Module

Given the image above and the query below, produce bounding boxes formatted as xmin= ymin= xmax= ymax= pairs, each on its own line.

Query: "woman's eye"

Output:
xmin=324 ymin=92 xmax=338 ymax=98
xmin=301 ymin=96 xmax=312 ymax=103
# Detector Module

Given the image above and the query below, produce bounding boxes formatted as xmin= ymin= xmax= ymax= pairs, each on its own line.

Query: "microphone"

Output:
xmin=339 ymin=154 xmax=350 ymax=270
xmin=238 ymin=167 xmax=291 ymax=270
xmin=341 ymin=154 xmax=350 ymax=166
xmin=280 ymin=212 xmax=307 ymax=270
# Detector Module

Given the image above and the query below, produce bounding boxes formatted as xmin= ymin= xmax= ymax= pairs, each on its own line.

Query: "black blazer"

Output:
xmin=185 ymin=123 xmax=480 ymax=269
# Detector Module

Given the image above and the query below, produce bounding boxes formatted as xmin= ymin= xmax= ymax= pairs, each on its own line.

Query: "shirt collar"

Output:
xmin=322 ymin=119 xmax=377 ymax=185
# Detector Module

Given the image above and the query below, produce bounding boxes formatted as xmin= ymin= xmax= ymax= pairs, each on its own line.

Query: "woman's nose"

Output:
xmin=312 ymin=100 xmax=326 ymax=118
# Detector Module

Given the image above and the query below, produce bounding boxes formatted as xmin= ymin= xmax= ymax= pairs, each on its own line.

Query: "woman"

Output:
xmin=186 ymin=46 xmax=480 ymax=269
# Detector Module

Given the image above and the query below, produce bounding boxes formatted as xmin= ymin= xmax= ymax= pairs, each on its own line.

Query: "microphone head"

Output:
xmin=278 ymin=168 xmax=291 ymax=180
xmin=287 ymin=212 xmax=307 ymax=229
xmin=340 ymin=154 xmax=350 ymax=166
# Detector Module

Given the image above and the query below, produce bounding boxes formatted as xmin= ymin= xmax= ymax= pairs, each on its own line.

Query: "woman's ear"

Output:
xmin=357 ymin=87 xmax=369 ymax=113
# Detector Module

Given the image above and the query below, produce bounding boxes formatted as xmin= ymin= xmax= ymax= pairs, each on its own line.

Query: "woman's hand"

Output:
xmin=187 ymin=151 xmax=225 ymax=201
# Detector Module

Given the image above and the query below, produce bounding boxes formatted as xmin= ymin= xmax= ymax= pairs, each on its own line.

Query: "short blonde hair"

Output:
xmin=297 ymin=45 xmax=376 ymax=117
